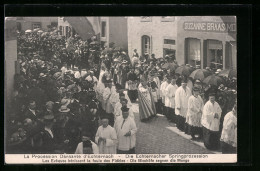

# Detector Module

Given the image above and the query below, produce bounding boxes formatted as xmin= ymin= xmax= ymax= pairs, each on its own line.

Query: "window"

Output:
xmin=207 ymin=40 xmax=223 ymax=69
xmin=164 ymin=39 xmax=175 ymax=45
xmin=142 ymin=35 xmax=151 ymax=56
xmin=32 ymin=22 xmax=41 ymax=30
xmin=185 ymin=38 xmax=201 ymax=67
xmin=161 ymin=16 xmax=175 ymax=22
xmin=51 ymin=22 xmax=58 ymax=28
xmin=17 ymin=22 xmax=22 ymax=32
xmin=101 ymin=21 xmax=106 ymax=37
xmin=141 ymin=17 xmax=152 ymax=22
xmin=59 ymin=26 xmax=62 ymax=35
xmin=163 ymin=49 xmax=176 ymax=60
xmin=65 ymin=26 xmax=69 ymax=38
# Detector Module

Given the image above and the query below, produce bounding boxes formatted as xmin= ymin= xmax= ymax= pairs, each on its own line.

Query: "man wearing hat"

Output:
xmin=201 ymin=92 xmax=222 ymax=150
xmin=126 ymin=66 xmax=138 ymax=102
xmin=41 ymin=115 xmax=56 ymax=153
xmin=185 ymin=87 xmax=204 ymax=140
xmin=27 ymin=79 xmax=47 ymax=110
xmin=95 ymin=115 xmax=117 ymax=154
xmin=133 ymin=49 xmax=139 ymax=58
xmin=114 ymin=106 xmax=137 ymax=154
xmin=24 ymin=100 xmax=43 ymax=123
xmin=165 ymin=78 xmax=178 ymax=123
xmin=44 ymin=101 xmax=55 ymax=116
xmin=175 ymin=78 xmax=192 ymax=132
xmin=54 ymin=104 xmax=81 ymax=153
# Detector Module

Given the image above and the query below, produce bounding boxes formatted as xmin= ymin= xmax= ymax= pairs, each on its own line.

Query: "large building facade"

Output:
xmin=127 ymin=16 xmax=236 ymax=69
xmin=58 ymin=17 xmax=128 ymax=51
xmin=128 ymin=17 xmax=177 ymax=59
xmin=176 ymin=16 xmax=236 ymax=69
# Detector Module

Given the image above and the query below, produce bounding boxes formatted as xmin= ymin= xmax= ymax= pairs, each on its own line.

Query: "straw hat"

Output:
xmin=59 ymin=105 xmax=70 ymax=113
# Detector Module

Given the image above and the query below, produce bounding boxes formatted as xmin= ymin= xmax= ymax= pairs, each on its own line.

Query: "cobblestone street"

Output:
xmin=131 ymin=103 xmax=214 ymax=154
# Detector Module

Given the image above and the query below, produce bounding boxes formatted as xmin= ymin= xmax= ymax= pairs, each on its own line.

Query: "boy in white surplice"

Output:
xmin=185 ymin=87 xmax=204 ymax=140
xmin=175 ymin=78 xmax=192 ymax=132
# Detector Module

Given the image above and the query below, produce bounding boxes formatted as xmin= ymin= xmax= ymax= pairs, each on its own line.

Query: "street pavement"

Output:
xmin=131 ymin=103 xmax=214 ymax=154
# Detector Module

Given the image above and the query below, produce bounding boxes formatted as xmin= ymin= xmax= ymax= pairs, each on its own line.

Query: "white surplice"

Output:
xmin=165 ymin=84 xmax=178 ymax=109
xmin=175 ymin=86 xmax=192 ymax=117
xmin=114 ymin=116 xmax=137 ymax=151
xmin=160 ymin=81 xmax=169 ymax=104
xmin=75 ymin=141 xmax=99 ymax=154
xmin=186 ymin=95 xmax=204 ymax=127
xmin=95 ymin=125 xmax=117 ymax=154
xmin=153 ymin=77 xmax=161 ymax=99
xmin=96 ymin=70 xmax=106 ymax=109
xmin=220 ymin=111 xmax=237 ymax=147
xmin=103 ymin=87 xmax=113 ymax=113
xmin=201 ymin=100 xmax=222 ymax=131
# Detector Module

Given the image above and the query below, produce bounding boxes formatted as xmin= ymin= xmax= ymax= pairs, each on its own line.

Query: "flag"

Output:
xmin=64 ymin=17 xmax=101 ymax=40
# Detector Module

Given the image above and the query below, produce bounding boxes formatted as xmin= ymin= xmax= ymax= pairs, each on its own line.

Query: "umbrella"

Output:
xmin=189 ymin=69 xmax=211 ymax=81
xmin=33 ymin=28 xmax=40 ymax=32
xmin=90 ymin=41 xmax=98 ymax=45
xmin=25 ymin=29 xmax=32 ymax=33
xmin=161 ymin=62 xmax=178 ymax=70
xmin=203 ymin=75 xmax=223 ymax=86
xmin=218 ymin=69 xmax=237 ymax=78
xmin=185 ymin=64 xmax=196 ymax=73
xmin=175 ymin=65 xmax=192 ymax=77
xmin=50 ymin=30 xmax=59 ymax=34
xmin=41 ymin=32 xmax=49 ymax=37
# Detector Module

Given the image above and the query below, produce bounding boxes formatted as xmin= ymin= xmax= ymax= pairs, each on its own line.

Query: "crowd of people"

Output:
xmin=6 ymin=28 xmax=237 ymax=155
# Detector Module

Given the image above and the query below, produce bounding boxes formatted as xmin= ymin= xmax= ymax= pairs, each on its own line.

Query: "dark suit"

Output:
xmin=24 ymin=109 xmax=40 ymax=121
xmin=41 ymin=129 xmax=56 ymax=154
xmin=27 ymin=87 xmax=47 ymax=109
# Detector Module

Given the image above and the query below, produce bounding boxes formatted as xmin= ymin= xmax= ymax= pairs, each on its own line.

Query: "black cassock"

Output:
xmin=127 ymin=72 xmax=138 ymax=102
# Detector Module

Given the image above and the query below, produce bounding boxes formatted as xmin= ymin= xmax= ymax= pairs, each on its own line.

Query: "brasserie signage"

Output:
xmin=183 ymin=22 xmax=236 ymax=33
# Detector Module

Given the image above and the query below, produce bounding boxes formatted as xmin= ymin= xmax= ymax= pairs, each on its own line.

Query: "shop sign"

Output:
xmin=183 ymin=22 xmax=236 ymax=33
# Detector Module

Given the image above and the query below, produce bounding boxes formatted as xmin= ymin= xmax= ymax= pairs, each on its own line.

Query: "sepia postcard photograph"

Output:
xmin=5 ymin=14 xmax=238 ymax=164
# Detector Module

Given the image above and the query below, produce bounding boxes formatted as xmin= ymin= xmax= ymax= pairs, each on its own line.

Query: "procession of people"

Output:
xmin=6 ymin=27 xmax=237 ymax=154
